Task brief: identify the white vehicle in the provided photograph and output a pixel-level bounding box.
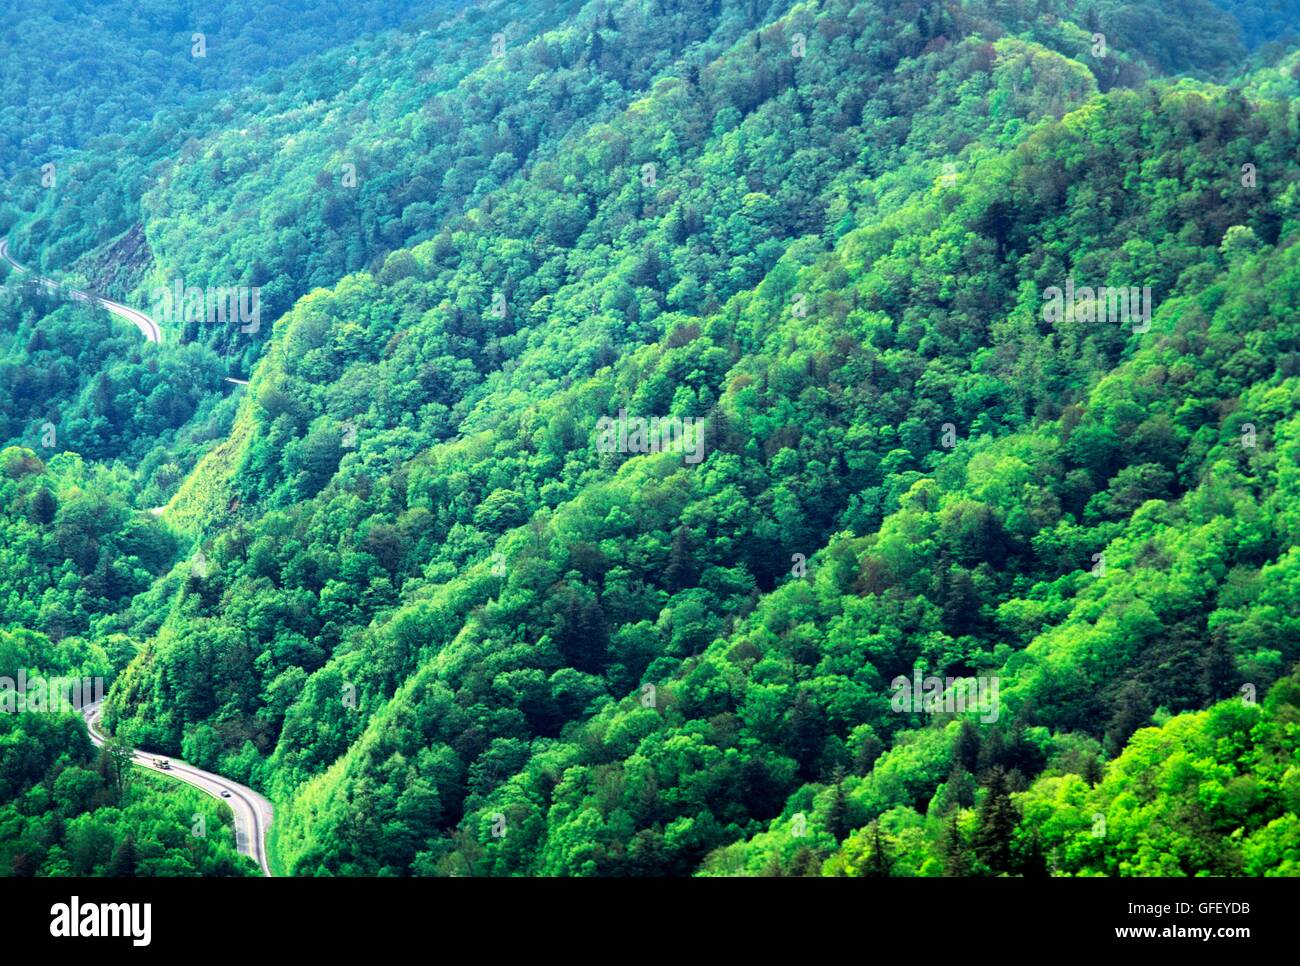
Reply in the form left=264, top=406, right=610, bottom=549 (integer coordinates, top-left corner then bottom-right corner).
left=153, top=758, right=171, bottom=770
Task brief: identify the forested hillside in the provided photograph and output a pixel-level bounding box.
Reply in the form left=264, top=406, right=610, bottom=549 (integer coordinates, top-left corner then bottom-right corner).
left=2, top=0, right=1298, bottom=878
left=1211, top=0, right=1300, bottom=47
left=0, top=0, right=454, bottom=178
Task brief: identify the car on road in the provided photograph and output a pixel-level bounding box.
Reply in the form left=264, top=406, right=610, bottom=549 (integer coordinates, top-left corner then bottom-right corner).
left=221, top=790, right=232, bottom=798
left=153, top=758, right=171, bottom=769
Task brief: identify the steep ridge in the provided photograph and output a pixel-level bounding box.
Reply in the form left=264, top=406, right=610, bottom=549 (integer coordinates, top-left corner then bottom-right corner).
left=99, top=5, right=1300, bottom=874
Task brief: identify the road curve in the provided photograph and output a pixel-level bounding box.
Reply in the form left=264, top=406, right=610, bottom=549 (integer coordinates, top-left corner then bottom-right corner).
left=82, top=700, right=273, bottom=876
left=2, top=236, right=252, bottom=385
left=1, top=236, right=162, bottom=343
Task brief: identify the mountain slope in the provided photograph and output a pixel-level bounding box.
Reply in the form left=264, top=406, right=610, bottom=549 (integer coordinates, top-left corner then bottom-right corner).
left=3, top=0, right=1299, bottom=878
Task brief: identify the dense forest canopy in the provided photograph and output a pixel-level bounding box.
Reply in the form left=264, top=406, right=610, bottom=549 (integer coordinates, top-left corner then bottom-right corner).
left=0, top=0, right=462, bottom=178
left=1, top=0, right=1298, bottom=879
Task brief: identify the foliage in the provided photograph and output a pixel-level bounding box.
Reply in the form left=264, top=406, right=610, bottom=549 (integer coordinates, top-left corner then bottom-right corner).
left=2, top=0, right=1298, bottom=878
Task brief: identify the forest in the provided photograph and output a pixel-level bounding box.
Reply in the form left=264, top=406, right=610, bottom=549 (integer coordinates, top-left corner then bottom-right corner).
left=0, top=0, right=1298, bottom=878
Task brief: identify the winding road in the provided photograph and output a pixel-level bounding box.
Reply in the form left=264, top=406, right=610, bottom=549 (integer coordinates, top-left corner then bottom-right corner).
left=1, top=235, right=256, bottom=385
left=11, top=234, right=271, bottom=871
left=1, top=237, right=161, bottom=343
left=82, top=701, right=274, bottom=877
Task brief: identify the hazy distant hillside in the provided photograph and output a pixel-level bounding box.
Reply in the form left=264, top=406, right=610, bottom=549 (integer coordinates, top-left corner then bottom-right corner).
left=0, top=0, right=461, bottom=178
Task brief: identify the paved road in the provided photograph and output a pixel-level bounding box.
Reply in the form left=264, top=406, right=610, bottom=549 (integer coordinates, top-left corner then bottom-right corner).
left=2, top=237, right=162, bottom=343
left=1, top=236, right=254, bottom=386
left=82, top=701, right=274, bottom=876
